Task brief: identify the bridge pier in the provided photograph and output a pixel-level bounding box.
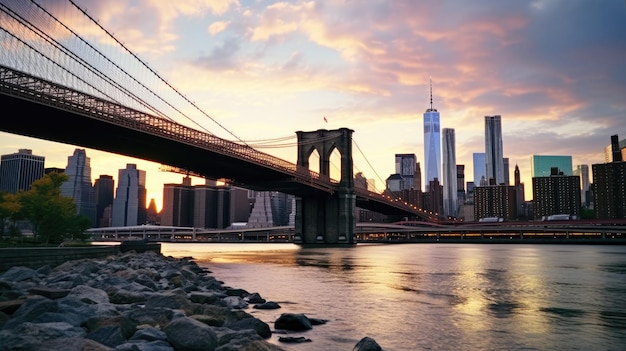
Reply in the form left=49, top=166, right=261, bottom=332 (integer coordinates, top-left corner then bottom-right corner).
left=294, top=128, right=356, bottom=245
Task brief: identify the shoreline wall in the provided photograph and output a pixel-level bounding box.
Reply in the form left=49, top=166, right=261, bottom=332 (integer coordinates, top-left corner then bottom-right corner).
left=0, top=243, right=160, bottom=272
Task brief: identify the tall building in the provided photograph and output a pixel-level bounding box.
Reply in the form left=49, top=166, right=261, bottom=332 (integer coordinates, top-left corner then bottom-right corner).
left=485, top=115, right=504, bottom=185
left=604, top=137, right=626, bottom=163
left=503, top=157, right=510, bottom=185
left=94, top=175, right=114, bottom=227
left=423, top=79, right=441, bottom=190
left=248, top=191, right=274, bottom=228
left=0, top=149, right=45, bottom=194
left=60, top=149, right=96, bottom=226
left=514, top=164, right=525, bottom=217
left=424, top=178, right=443, bottom=216
left=442, top=128, right=458, bottom=217
left=472, top=152, right=486, bottom=186
left=395, top=154, right=420, bottom=190
left=192, top=181, right=250, bottom=229
left=574, top=165, right=590, bottom=207
left=532, top=167, right=581, bottom=220
left=111, top=163, right=147, bottom=227
left=593, top=135, right=626, bottom=219
left=456, top=165, right=466, bottom=205
left=161, top=176, right=194, bottom=227
left=531, top=155, right=573, bottom=177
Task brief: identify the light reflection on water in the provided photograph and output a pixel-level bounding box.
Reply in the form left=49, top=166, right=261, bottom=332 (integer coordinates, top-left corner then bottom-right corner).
left=161, top=243, right=626, bottom=351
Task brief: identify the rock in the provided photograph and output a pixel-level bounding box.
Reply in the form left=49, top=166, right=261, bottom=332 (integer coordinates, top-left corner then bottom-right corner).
left=0, top=251, right=349, bottom=351
left=0, top=266, right=41, bottom=282
left=278, top=336, right=312, bottom=343
left=309, top=317, right=328, bottom=325
left=223, top=295, right=248, bottom=309
left=227, top=317, right=272, bottom=339
left=163, top=316, right=218, bottom=351
left=225, top=287, right=249, bottom=297
left=353, top=336, right=383, bottom=351
left=274, top=313, right=312, bottom=331
left=67, top=285, right=110, bottom=304
left=245, top=292, right=266, bottom=304
left=0, top=299, right=26, bottom=314
left=38, top=337, right=113, bottom=351
left=28, top=286, right=71, bottom=299
left=253, top=301, right=281, bottom=310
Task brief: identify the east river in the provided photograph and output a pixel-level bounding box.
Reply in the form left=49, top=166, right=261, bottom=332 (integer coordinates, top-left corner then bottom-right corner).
left=160, top=242, right=626, bottom=351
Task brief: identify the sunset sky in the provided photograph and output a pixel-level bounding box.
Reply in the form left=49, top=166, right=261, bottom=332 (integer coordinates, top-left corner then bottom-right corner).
left=1, top=0, right=625, bottom=212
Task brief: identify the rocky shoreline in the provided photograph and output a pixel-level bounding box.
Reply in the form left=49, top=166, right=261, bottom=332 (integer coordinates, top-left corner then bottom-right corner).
left=0, top=250, right=384, bottom=350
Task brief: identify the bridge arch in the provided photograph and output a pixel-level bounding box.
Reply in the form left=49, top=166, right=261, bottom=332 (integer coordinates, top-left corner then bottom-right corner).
left=296, top=128, right=354, bottom=189
left=295, top=128, right=356, bottom=245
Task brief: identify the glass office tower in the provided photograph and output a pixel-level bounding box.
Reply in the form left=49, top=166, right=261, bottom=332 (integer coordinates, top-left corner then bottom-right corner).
left=442, top=128, right=458, bottom=217
left=423, top=81, right=441, bottom=190
left=111, top=163, right=147, bottom=226
left=60, top=148, right=97, bottom=226
left=473, top=152, right=486, bottom=186
left=485, top=115, right=504, bottom=185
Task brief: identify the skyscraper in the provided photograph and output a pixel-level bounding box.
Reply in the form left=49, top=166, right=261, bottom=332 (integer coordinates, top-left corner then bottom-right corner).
left=423, top=79, right=441, bottom=190
left=94, top=175, right=114, bottom=227
left=0, top=149, right=45, bottom=194
left=161, top=176, right=195, bottom=227
left=472, top=152, right=486, bottom=186
left=395, top=153, right=420, bottom=190
left=60, top=149, right=97, bottom=226
left=503, top=157, right=510, bottom=185
left=574, top=165, right=590, bottom=207
left=111, top=163, right=147, bottom=227
left=485, top=115, right=504, bottom=185
left=603, top=136, right=626, bottom=163
left=514, top=164, right=525, bottom=217
left=442, top=128, right=458, bottom=217
left=456, top=165, right=466, bottom=205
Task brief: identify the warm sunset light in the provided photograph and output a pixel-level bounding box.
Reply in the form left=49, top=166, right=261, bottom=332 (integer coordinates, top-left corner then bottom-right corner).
left=1, top=1, right=624, bottom=214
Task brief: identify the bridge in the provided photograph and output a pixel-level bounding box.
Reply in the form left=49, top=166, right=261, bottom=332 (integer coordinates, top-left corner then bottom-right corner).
left=0, top=0, right=436, bottom=245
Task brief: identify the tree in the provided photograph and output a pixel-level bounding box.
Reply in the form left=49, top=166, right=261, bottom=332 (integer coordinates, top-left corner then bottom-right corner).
left=0, top=192, right=23, bottom=239
left=18, top=172, right=90, bottom=245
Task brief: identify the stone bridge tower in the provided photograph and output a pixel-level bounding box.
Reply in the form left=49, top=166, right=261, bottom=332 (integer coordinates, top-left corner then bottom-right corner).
left=294, top=128, right=356, bottom=245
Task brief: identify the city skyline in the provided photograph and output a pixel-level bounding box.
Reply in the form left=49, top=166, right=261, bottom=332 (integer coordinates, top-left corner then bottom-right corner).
left=1, top=0, right=625, bottom=211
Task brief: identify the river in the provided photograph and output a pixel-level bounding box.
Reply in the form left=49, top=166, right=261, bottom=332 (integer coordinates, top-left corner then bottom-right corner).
left=160, top=242, right=626, bottom=351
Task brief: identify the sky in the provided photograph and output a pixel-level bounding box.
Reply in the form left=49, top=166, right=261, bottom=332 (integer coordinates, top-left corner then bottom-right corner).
left=1, top=0, right=626, bottom=212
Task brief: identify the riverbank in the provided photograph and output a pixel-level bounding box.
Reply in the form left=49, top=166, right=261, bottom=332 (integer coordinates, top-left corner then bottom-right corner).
left=0, top=250, right=383, bottom=351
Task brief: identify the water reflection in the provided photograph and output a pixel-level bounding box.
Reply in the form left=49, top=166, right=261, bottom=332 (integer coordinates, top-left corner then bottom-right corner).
left=159, top=243, right=626, bottom=351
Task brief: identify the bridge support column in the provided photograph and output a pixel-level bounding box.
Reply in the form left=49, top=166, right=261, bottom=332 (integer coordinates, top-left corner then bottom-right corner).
left=294, top=128, right=356, bottom=245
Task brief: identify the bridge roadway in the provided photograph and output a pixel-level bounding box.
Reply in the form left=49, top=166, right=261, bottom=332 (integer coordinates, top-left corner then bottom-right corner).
left=88, top=221, right=626, bottom=244
left=0, top=64, right=428, bottom=219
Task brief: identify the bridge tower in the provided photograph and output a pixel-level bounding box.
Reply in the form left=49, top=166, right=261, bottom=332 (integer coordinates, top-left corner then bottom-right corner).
left=294, top=128, right=356, bottom=245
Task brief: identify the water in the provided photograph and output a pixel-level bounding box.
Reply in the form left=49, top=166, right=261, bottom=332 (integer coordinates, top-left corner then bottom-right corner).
left=161, top=243, right=626, bottom=351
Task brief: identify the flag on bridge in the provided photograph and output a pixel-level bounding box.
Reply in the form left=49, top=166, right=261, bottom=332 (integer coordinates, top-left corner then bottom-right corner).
left=323, top=116, right=327, bottom=123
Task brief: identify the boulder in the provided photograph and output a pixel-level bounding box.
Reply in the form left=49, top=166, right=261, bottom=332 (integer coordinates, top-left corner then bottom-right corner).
left=353, top=336, right=383, bottom=351
left=274, top=313, right=312, bottom=331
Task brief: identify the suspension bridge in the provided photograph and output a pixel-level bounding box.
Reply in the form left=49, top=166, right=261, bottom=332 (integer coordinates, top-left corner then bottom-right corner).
left=0, top=0, right=438, bottom=245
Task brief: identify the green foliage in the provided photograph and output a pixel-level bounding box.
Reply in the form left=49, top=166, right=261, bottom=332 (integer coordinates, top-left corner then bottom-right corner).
left=0, top=191, right=23, bottom=238
left=9, top=172, right=91, bottom=245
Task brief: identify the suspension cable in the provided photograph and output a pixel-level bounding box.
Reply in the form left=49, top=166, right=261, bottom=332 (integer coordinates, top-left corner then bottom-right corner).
left=66, top=0, right=246, bottom=144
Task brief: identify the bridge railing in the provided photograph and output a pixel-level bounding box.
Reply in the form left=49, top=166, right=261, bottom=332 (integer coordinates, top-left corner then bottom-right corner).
left=0, top=64, right=335, bottom=190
